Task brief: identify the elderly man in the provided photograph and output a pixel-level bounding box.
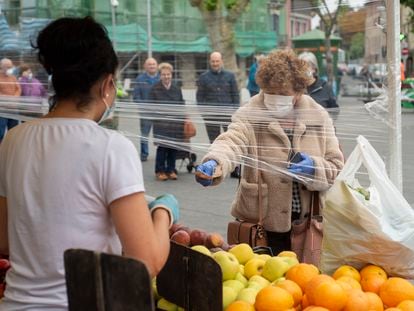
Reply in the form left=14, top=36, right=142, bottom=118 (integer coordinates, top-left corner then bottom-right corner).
left=0, top=58, right=21, bottom=141
left=196, top=52, right=240, bottom=177
left=133, top=57, right=160, bottom=162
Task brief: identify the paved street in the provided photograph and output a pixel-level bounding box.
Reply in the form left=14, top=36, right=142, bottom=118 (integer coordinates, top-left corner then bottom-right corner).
left=119, top=77, right=414, bottom=238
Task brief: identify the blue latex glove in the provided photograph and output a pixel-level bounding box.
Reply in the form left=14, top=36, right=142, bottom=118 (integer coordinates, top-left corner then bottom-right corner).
left=148, top=194, right=179, bottom=227
left=288, top=152, right=315, bottom=176
left=195, top=160, right=218, bottom=187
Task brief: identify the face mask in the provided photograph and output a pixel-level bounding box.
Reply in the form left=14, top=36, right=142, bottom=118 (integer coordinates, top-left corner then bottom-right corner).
left=263, top=93, right=294, bottom=117
left=28, top=73, right=33, bottom=80
left=97, top=79, right=117, bottom=124
left=6, top=68, right=14, bottom=76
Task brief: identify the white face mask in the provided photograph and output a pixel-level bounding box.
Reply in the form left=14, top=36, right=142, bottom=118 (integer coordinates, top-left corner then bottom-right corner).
left=97, top=79, right=117, bottom=124
left=6, top=68, right=14, bottom=76
left=263, top=93, right=294, bottom=117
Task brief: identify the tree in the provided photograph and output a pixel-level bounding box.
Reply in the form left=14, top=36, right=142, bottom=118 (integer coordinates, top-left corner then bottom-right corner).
left=310, top=0, right=346, bottom=86
left=349, top=32, right=364, bottom=60
left=401, top=0, right=414, bottom=31
left=189, top=0, right=250, bottom=86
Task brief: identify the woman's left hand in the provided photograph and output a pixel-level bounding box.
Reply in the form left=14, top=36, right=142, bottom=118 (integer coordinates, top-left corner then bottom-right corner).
left=288, top=152, right=315, bottom=176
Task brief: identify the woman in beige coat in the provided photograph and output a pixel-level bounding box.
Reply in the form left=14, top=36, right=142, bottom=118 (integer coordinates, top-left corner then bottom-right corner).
left=195, top=49, right=344, bottom=254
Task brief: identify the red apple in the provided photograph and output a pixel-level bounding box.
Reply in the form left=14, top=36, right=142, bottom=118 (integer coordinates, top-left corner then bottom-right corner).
left=205, top=232, right=224, bottom=249
left=169, top=223, right=185, bottom=237
left=170, top=230, right=191, bottom=246
left=179, top=226, right=192, bottom=235
left=190, top=229, right=208, bottom=246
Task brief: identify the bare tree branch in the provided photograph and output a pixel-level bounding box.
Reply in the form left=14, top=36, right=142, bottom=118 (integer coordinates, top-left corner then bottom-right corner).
left=226, top=0, right=250, bottom=24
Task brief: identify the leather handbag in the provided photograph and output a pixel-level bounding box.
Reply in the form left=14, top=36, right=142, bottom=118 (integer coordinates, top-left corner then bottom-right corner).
left=227, top=126, right=268, bottom=248
left=290, top=192, right=323, bottom=266
left=183, top=118, right=196, bottom=139
left=227, top=171, right=267, bottom=247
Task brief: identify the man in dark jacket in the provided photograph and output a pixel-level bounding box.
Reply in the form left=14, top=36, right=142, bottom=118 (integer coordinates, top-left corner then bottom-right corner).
left=133, top=57, right=160, bottom=161
left=196, top=52, right=240, bottom=143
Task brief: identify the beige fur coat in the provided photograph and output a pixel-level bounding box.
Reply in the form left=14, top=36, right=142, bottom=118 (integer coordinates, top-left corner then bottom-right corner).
left=203, top=92, right=344, bottom=232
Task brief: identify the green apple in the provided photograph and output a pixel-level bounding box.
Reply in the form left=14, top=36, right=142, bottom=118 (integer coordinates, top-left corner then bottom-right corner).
left=223, top=279, right=245, bottom=294
left=212, top=251, right=239, bottom=281
left=247, top=281, right=263, bottom=291
left=228, top=243, right=255, bottom=264
left=279, top=256, right=299, bottom=269
left=277, top=250, right=298, bottom=258
left=237, top=287, right=259, bottom=305
left=234, top=272, right=248, bottom=286
left=257, top=254, right=272, bottom=262
left=244, top=258, right=266, bottom=279
left=261, top=256, right=290, bottom=282
left=152, top=277, right=160, bottom=300
left=157, top=298, right=178, bottom=311
left=271, top=277, right=286, bottom=285
left=191, top=245, right=211, bottom=257
left=249, top=275, right=270, bottom=289
left=222, top=285, right=237, bottom=309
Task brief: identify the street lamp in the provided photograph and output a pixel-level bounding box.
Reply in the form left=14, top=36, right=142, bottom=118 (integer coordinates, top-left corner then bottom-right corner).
left=110, top=0, right=118, bottom=51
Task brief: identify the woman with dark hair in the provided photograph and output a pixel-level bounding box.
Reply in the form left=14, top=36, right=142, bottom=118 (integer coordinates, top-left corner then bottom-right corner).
left=195, top=49, right=344, bottom=254
left=0, top=17, right=179, bottom=310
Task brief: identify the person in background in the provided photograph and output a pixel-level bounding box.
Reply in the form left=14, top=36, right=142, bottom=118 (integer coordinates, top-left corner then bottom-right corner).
left=133, top=57, right=160, bottom=162
left=247, top=54, right=265, bottom=97
left=149, top=63, right=184, bottom=181
left=401, top=59, right=406, bottom=82
left=298, top=52, right=339, bottom=119
left=0, top=17, right=179, bottom=310
left=194, top=49, right=344, bottom=255
left=0, top=58, right=21, bottom=142
left=196, top=51, right=240, bottom=178
left=18, top=64, right=47, bottom=97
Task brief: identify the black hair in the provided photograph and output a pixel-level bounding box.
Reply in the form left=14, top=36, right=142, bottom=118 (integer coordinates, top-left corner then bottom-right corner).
left=32, top=16, right=118, bottom=110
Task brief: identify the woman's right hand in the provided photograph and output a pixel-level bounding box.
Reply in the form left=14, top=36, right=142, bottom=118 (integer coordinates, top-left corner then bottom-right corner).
left=195, top=160, right=218, bottom=187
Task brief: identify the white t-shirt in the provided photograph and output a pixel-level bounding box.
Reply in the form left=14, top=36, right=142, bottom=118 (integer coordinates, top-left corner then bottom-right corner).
left=0, top=118, right=145, bottom=310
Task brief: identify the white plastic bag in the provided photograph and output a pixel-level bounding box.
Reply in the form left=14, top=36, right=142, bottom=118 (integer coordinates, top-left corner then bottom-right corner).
left=320, top=135, right=414, bottom=278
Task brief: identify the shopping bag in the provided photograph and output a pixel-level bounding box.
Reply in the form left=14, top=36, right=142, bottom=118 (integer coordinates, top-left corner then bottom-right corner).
left=320, top=135, right=414, bottom=278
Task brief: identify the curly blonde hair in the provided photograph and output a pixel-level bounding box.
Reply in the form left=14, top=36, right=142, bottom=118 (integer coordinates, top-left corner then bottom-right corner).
left=256, top=49, right=313, bottom=94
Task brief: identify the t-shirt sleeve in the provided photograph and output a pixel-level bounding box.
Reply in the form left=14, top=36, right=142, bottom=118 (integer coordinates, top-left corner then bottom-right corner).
left=103, top=134, right=145, bottom=205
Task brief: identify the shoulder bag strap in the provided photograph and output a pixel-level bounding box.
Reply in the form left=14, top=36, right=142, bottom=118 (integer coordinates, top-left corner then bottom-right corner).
left=307, top=191, right=320, bottom=227
left=255, top=124, right=263, bottom=226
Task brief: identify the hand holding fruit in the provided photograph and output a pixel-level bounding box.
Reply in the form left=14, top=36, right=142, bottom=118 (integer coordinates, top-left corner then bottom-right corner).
left=148, top=194, right=180, bottom=228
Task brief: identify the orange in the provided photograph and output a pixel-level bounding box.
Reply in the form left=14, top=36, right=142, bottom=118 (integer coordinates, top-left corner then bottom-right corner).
left=333, top=265, right=361, bottom=282
left=361, top=275, right=387, bottom=294
left=365, top=292, right=384, bottom=311
left=343, top=289, right=370, bottom=311
left=311, top=280, right=348, bottom=311
left=254, top=285, right=294, bottom=311
left=384, top=309, right=402, bottom=311
left=225, top=300, right=255, bottom=311
left=303, top=307, right=330, bottom=311
left=379, top=277, right=414, bottom=307
left=397, top=300, right=414, bottom=311
left=285, top=263, right=319, bottom=291
left=305, top=274, right=335, bottom=305
left=274, top=279, right=303, bottom=307
left=336, top=276, right=362, bottom=291
left=302, top=294, right=310, bottom=309
left=360, top=265, right=388, bottom=280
